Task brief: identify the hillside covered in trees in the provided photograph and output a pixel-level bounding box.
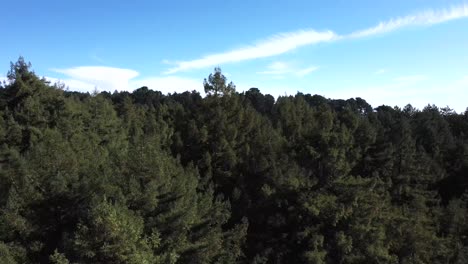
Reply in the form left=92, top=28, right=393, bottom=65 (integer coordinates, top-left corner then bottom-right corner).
left=1, top=58, right=468, bottom=263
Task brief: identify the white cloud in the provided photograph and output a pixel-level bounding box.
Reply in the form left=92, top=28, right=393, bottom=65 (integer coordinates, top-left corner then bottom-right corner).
left=296, top=66, right=319, bottom=77
left=45, top=77, right=96, bottom=92
left=165, top=30, right=337, bottom=74
left=13, top=4, right=466, bottom=108
left=0, top=74, right=97, bottom=92
left=51, top=66, right=202, bottom=94
left=257, top=61, right=318, bottom=77
left=53, top=66, right=139, bottom=92
left=0, top=75, right=6, bottom=85
left=268, top=61, right=289, bottom=71
left=162, top=4, right=468, bottom=74
left=349, top=4, right=468, bottom=38
left=257, top=61, right=291, bottom=75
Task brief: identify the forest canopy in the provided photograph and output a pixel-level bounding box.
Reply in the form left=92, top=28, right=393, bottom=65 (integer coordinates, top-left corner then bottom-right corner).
left=1, top=58, right=468, bottom=263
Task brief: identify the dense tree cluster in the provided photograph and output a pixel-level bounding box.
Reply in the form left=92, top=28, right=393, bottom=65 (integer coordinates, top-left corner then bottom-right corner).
left=1, top=58, right=468, bottom=263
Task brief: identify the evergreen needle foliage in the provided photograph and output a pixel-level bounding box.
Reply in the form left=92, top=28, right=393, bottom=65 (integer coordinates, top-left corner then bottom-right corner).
left=1, top=58, right=467, bottom=263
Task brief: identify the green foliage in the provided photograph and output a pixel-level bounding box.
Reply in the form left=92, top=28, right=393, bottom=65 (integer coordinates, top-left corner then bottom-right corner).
left=204, top=67, right=236, bottom=97
left=73, top=200, right=154, bottom=263
left=49, top=249, right=70, bottom=264
left=0, top=61, right=467, bottom=263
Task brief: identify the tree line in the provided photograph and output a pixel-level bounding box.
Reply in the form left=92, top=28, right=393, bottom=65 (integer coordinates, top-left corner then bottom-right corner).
left=1, top=58, right=468, bottom=263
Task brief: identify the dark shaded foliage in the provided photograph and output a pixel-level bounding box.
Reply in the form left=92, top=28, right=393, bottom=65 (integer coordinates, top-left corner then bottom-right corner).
left=1, top=60, right=467, bottom=263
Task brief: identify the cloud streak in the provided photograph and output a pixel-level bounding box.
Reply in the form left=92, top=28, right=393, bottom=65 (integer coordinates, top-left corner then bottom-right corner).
left=257, top=61, right=318, bottom=77
left=163, top=4, right=468, bottom=74
left=296, top=66, right=319, bottom=77
left=165, top=30, right=337, bottom=74
left=257, top=61, right=290, bottom=75
left=42, top=4, right=468, bottom=102
left=348, top=4, right=468, bottom=38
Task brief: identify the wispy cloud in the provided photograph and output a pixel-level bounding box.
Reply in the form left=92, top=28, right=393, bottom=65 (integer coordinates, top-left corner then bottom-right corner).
left=257, top=61, right=291, bottom=75
left=296, top=66, right=319, bottom=77
left=164, top=30, right=337, bottom=74
left=34, top=4, right=468, bottom=106
left=348, top=4, right=468, bottom=38
left=257, top=61, right=318, bottom=77
left=162, top=4, right=468, bottom=74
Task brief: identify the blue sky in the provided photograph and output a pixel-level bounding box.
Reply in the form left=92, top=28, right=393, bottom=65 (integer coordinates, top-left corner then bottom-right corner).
left=1, top=0, right=467, bottom=111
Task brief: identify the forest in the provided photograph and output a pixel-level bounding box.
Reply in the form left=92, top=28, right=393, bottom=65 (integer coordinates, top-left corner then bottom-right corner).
left=0, top=57, right=468, bottom=264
